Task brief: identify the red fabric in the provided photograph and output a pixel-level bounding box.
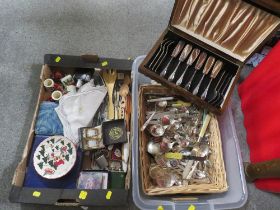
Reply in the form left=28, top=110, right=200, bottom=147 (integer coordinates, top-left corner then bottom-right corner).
left=238, top=41, right=280, bottom=192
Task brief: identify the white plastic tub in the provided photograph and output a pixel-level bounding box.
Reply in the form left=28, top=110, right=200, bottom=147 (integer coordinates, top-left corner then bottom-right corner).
left=131, top=56, right=247, bottom=210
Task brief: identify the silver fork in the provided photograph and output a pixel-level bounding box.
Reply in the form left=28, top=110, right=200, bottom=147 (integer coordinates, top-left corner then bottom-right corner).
left=149, top=39, right=172, bottom=71
left=212, top=74, right=234, bottom=107
left=207, top=71, right=226, bottom=104
left=153, top=41, right=175, bottom=73
left=160, top=40, right=185, bottom=77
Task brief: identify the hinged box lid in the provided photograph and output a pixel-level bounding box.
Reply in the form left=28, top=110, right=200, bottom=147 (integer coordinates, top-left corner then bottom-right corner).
left=247, top=0, right=280, bottom=16
left=169, top=0, right=280, bottom=62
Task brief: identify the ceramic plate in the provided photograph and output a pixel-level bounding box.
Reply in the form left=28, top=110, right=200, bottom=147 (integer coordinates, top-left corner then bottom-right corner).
left=33, top=136, right=77, bottom=179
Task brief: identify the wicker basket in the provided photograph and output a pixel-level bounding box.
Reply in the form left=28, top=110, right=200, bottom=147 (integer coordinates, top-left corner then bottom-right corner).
left=139, top=85, right=228, bottom=195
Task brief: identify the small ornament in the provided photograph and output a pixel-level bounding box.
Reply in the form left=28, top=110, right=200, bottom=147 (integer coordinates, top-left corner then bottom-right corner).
left=149, top=124, right=165, bottom=137
left=53, top=70, right=64, bottom=81
left=111, top=145, right=122, bottom=161
left=161, top=115, right=170, bottom=125
left=61, top=75, right=75, bottom=87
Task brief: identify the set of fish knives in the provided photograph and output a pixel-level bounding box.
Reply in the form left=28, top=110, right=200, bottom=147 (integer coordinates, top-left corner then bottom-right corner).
left=147, top=39, right=234, bottom=107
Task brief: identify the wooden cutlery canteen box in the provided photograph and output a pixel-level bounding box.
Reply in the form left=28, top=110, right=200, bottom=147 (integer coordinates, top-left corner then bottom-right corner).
left=139, top=0, right=280, bottom=114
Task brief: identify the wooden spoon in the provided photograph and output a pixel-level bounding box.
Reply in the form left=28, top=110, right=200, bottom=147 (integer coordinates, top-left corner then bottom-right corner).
left=119, top=84, right=129, bottom=119
left=102, top=69, right=117, bottom=119
left=123, top=74, right=131, bottom=86
left=125, top=94, right=132, bottom=131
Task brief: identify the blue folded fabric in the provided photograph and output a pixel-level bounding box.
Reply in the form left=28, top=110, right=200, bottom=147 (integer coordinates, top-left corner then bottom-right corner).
left=35, top=102, right=63, bottom=136
left=23, top=135, right=81, bottom=189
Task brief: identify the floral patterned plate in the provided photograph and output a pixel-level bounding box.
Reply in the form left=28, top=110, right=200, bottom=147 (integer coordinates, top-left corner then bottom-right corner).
left=33, top=136, right=77, bottom=179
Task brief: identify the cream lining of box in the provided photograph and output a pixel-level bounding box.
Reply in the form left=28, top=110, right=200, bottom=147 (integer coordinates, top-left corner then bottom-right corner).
left=171, top=0, right=280, bottom=62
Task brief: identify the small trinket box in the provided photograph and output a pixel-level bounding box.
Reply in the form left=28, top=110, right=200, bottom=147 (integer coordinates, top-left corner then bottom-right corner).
left=80, top=126, right=104, bottom=150
left=77, top=171, right=108, bottom=190
left=92, top=149, right=109, bottom=170
left=61, top=74, right=75, bottom=87
left=102, top=119, right=127, bottom=145
left=109, top=171, right=126, bottom=189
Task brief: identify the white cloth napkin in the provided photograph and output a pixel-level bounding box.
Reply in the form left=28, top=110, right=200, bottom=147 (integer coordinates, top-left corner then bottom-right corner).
left=55, top=81, right=107, bottom=144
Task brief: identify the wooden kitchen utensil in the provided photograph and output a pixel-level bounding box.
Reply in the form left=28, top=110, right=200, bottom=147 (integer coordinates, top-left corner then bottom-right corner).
left=119, top=84, right=130, bottom=119
left=123, top=74, right=131, bottom=86
left=118, top=74, right=131, bottom=119
left=102, top=69, right=117, bottom=119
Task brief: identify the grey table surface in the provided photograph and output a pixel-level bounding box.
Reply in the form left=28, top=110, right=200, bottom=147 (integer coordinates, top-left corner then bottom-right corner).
left=1, top=0, right=280, bottom=209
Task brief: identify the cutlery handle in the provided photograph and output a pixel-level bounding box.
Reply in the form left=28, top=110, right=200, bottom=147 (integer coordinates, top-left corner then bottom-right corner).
left=123, top=74, right=132, bottom=86
left=186, top=48, right=200, bottom=66
left=160, top=57, right=173, bottom=77
left=107, top=89, right=114, bottom=119
left=192, top=74, right=205, bottom=95
left=141, top=111, right=156, bottom=131
left=114, top=90, right=119, bottom=119
left=118, top=97, right=126, bottom=119
left=201, top=78, right=212, bottom=100
left=186, top=161, right=199, bottom=180
left=176, top=65, right=189, bottom=85
left=203, top=56, right=215, bottom=74
left=245, top=159, right=280, bottom=182
left=199, top=114, right=211, bottom=138
left=211, top=60, right=223, bottom=78
left=171, top=40, right=185, bottom=57
left=179, top=44, right=193, bottom=61
left=195, top=52, right=207, bottom=70
left=168, top=61, right=181, bottom=81
left=185, top=72, right=196, bottom=90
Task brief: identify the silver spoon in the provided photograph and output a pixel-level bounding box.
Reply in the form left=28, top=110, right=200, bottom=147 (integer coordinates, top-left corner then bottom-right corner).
left=149, top=124, right=165, bottom=137
left=156, top=100, right=168, bottom=108
left=147, top=141, right=161, bottom=155
left=193, top=170, right=208, bottom=179
left=193, top=144, right=210, bottom=157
